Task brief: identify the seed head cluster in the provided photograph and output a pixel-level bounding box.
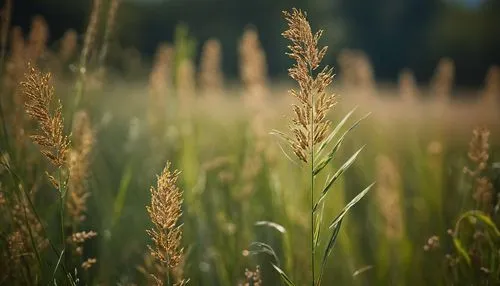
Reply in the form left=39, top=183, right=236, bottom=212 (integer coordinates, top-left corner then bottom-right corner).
left=147, top=162, right=186, bottom=285
left=20, top=64, right=70, bottom=172
left=280, top=8, right=337, bottom=162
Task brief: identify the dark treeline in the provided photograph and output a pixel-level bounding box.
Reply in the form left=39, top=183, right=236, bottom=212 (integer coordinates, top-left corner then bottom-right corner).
left=11, top=0, right=500, bottom=87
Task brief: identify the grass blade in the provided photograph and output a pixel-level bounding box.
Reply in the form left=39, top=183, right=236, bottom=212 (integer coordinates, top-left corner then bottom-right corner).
left=271, top=263, right=296, bottom=286
left=313, top=146, right=366, bottom=212
left=248, top=241, right=280, bottom=265
left=317, top=218, right=343, bottom=286
left=111, top=162, right=133, bottom=227
left=453, top=237, right=471, bottom=266
left=255, top=221, right=287, bottom=234
left=328, top=183, right=375, bottom=229
left=316, top=106, right=358, bottom=157
left=314, top=113, right=370, bottom=176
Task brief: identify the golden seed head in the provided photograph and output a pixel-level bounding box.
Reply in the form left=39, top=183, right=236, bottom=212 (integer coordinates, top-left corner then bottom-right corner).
left=20, top=64, right=71, bottom=170
left=280, top=8, right=337, bottom=163
left=147, top=162, right=187, bottom=285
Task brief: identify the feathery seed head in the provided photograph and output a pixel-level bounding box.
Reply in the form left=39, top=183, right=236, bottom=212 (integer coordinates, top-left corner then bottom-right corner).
left=147, top=162, right=186, bottom=285
left=280, top=8, right=337, bottom=163
left=21, top=64, right=70, bottom=170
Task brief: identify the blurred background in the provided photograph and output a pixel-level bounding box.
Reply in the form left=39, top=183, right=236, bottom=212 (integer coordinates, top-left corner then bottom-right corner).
left=13, top=0, right=500, bottom=86
left=1, top=0, right=500, bottom=285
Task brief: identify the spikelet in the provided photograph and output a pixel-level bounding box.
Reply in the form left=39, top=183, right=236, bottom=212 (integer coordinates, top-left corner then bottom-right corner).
left=147, top=162, right=187, bottom=285
left=279, top=8, right=337, bottom=163
left=482, top=65, right=499, bottom=105
left=464, top=127, right=494, bottom=213
left=398, top=68, right=418, bottom=102
left=239, top=27, right=268, bottom=108
left=26, top=15, right=49, bottom=63
left=20, top=64, right=70, bottom=186
left=199, top=38, right=224, bottom=97
left=67, top=111, right=94, bottom=223
left=431, top=57, right=454, bottom=101
left=375, top=155, right=404, bottom=240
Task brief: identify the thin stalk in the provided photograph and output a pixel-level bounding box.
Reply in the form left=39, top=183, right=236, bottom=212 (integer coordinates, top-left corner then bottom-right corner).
left=57, top=169, right=66, bottom=271
left=4, top=163, right=71, bottom=280
left=310, top=67, right=315, bottom=286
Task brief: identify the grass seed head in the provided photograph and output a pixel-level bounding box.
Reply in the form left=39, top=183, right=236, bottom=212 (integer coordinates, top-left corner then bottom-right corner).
left=147, top=162, right=187, bottom=285
left=281, top=8, right=337, bottom=163
left=20, top=64, right=71, bottom=171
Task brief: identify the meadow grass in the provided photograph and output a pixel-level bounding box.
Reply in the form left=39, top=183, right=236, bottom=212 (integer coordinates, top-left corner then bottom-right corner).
left=0, top=4, right=499, bottom=286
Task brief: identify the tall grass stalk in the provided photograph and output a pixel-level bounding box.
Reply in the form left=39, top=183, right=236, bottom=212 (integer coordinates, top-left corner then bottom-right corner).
left=260, top=8, right=373, bottom=285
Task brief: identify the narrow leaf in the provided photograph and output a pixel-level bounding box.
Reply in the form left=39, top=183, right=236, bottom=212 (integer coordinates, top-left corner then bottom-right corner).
left=317, top=219, right=343, bottom=285
left=314, top=147, right=366, bottom=212
left=271, top=263, right=296, bottom=286
left=316, top=107, right=358, bottom=156
left=255, top=221, right=287, bottom=234
left=329, top=183, right=375, bottom=229
left=469, top=211, right=500, bottom=237
left=314, top=113, right=370, bottom=176
left=453, top=237, right=471, bottom=266
left=352, top=265, right=374, bottom=277
left=314, top=203, right=325, bottom=248
left=248, top=242, right=280, bottom=265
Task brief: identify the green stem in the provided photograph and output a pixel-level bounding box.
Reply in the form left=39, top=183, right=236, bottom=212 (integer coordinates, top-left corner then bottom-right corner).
left=310, top=67, right=315, bottom=286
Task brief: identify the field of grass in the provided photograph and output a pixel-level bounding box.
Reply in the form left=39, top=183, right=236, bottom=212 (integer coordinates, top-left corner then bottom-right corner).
left=1, top=3, right=500, bottom=286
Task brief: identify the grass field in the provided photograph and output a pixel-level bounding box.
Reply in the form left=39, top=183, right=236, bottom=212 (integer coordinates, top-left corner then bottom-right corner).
left=1, top=4, right=499, bottom=286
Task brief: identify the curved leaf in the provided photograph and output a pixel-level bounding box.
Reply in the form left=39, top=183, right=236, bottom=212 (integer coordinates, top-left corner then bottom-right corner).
left=329, top=183, right=375, bottom=229
left=271, top=263, right=296, bottom=286
left=314, top=147, right=366, bottom=212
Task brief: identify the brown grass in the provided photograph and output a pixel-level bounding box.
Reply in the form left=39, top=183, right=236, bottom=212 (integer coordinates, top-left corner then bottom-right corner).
left=147, top=162, right=187, bottom=286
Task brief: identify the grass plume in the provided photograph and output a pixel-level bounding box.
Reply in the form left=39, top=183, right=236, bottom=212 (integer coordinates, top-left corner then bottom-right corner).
left=147, top=162, right=187, bottom=286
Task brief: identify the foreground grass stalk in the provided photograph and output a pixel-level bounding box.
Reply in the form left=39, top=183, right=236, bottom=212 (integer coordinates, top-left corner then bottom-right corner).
left=267, top=8, right=372, bottom=285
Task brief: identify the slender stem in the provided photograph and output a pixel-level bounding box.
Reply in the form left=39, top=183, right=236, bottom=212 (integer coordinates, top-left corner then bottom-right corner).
left=57, top=169, right=66, bottom=272
left=310, top=68, right=315, bottom=286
